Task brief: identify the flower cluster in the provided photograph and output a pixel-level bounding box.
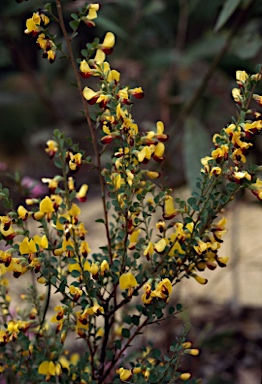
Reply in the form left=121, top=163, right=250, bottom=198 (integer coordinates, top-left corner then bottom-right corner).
left=0, top=2, right=261, bottom=383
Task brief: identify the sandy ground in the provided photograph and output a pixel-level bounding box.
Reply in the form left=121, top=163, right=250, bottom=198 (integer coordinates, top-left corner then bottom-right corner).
left=80, top=190, right=262, bottom=309
left=5, top=189, right=262, bottom=311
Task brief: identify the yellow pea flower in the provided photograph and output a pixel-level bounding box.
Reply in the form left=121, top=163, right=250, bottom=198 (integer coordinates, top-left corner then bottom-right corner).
left=180, top=373, right=192, bottom=380
left=154, top=238, right=167, bottom=254
left=38, top=360, right=61, bottom=378
left=39, top=196, right=55, bottom=214
left=151, top=278, right=172, bottom=301
left=100, top=32, right=115, bottom=54
left=17, top=205, right=29, bottom=220
left=119, top=272, right=138, bottom=290
left=128, top=229, right=140, bottom=250
left=19, top=237, right=37, bottom=255
left=143, top=241, right=154, bottom=259
left=192, top=274, right=208, bottom=285
left=236, top=70, right=248, bottom=84
left=76, top=184, right=88, bottom=202
left=163, top=196, right=177, bottom=220
left=118, top=367, right=132, bottom=381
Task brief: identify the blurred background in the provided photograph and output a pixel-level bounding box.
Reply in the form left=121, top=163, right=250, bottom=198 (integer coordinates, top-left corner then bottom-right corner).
left=0, top=0, right=262, bottom=383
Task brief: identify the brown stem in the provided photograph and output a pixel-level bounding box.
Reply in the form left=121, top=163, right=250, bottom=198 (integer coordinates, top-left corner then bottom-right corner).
left=101, top=317, right=149, bottom=383
left=55, top=0, right=112, bottom=260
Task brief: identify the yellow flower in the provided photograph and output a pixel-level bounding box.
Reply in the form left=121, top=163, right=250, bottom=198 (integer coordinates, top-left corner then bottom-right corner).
left=113, top=174, right=124, bottom=190
left=128, top=229, right=140, bottom=250
left=85, top=262, right=99, bottom=278
left=33, top=234, right=49, bottom=250
left=236, top=70, right=248, bottom=84
left=163, top=196, right=177, bottom=220
left=152, top=142, right=165, bottom=161
left=151, top=278, right=172, bottom=301
left=24, top=12, right=41, bottom=35
left=142, top=283, right=153, bottom=304
left=233, top=170, right=252, bottom=182
left=192, top=274, right=208, bottom=285
left=100, top=32, right=115, bottom=54
left=129, top=87, right=144, bottom=99
left=155, top=120, right=168, bottom=141
left=76, top=184, right=88, bottom=202
left=118, top=367, right=132, bottom=381
left=19, top=237, right=37, bottom=255
left=232, top=88, right=242, bottom=104
left=69, top=285, right=83, bottom=301
left=83, top=87, right=100, bottom=104
left=146, top=171, right=160, bottom=179
left=184, top=348, right=200, bottom=356
left=39, top=196, right=55, bottom=214
left=68, top=203, right=81, bottom=217
left=154, top=238, right=167, bottom=253
left=137, top=146, right=153, bottom=163
left=180, top=373, right=192, bottom=380
left=17, top=205, right=29, bottom=220
left=119, top=272, right=138, bottom=290
left=101, top=260, right=109, bottom=275
left=143, top=241, right=154, bottom=259
left=38, top=360, right=62, bottom=378
left=45, top=140, right=58, bottom=158
left=94, top=49, right=106, bottom=63
left=253, top=94, right=262, bottom=107
left=80, top=241, right=91, bottom=257
left=194, top=239, right=208, bottom=255
left=69, top=152, right=82, bottom=172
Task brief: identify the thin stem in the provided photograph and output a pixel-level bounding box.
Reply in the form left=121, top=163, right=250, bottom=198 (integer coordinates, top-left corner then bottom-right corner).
left=101, top=317, right=149, bottom=383
left=55, top=0, right=112, bottom=261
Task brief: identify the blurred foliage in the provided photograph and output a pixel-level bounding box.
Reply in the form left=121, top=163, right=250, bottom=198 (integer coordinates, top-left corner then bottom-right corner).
left=0, top=0, right=261, bottom=186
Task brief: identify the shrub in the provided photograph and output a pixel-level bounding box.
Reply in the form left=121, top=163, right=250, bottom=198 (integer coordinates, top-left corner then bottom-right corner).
left=0, top=1, right=261, bottom=383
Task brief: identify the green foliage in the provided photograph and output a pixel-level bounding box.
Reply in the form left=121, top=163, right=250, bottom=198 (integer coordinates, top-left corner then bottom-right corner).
left=0, top=1, right=261, bottom=384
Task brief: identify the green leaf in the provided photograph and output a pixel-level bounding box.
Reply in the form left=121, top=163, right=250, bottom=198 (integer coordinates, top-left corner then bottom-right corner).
left=184, top=118, right=211, bottom=192
left=70, top=270, right=80, bottom=278
left=144, top=0, right=166, bottom=16
left=71, top=13, right=79, bottom=21
left=95, top=16, right=128, bottom=40
left=95, top=218, right=105, bottom=224
left=122, top=328, right=130, bottom=338
left=131, top=315, right=140, bottom=326
left=69, top=20, right=80, bottom=31
left=81, top=49, right=88, bottom=57
left=214, top=0, right=241, bottom=32
left=114, top=339, right=122, bottom=350
left=168, top=306, right=175, bottom=315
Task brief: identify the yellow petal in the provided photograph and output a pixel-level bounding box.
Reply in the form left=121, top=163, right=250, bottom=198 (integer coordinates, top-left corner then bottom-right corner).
left=38, top=361, right=49, bottom=375
left=40, top=196, right=54, bottom=213
left=102, top=32, right=115, bottom=48
left=83, top=87, right=98, bottom=101
left=119, top=272, right=138, bottom=290
left=94, top=49, right=105, bottom=63
left=154, top=238, right=167, bottom=253
left=156, top=121, right=164, bottom=135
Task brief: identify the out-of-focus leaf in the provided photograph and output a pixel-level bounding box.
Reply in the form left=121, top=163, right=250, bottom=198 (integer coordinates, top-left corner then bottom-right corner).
left=0, top=1, right=33, bottom=16
left=182, top=33, right=226, bottom=65
left=232, top=32, right=262, bottom=59
left=96, top=16, right=128, bottom=40
left=214, top=0, right=241, bottom=32
left=188, top=0, right=203, bottom=14
left=145, top=49, right=179, bottom=68
left=144, top=0, right=166, bottom=16
left=184, top=118, right=211, bottom=192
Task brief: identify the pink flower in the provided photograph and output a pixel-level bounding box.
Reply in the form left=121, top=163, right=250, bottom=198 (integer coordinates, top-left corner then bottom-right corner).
left=21, top=177, right=46, bottom=198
